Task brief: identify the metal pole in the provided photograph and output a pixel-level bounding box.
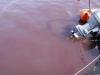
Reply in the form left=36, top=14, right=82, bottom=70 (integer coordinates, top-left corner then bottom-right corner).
left=89, top=0, right=91, bottom=12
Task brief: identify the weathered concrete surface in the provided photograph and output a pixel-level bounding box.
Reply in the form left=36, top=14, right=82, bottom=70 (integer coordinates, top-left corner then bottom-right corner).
left=0, top=0, right=99, bottom=75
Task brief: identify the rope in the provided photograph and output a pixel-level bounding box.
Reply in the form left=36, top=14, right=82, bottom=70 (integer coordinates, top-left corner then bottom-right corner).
left=74, top=54, right=100, bottom=75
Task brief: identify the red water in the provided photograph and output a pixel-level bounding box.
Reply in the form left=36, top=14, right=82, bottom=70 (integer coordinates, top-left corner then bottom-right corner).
left=0, top=0, right=99, bottom=75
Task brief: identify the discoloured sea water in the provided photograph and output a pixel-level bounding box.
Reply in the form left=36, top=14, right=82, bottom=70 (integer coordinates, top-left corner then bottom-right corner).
left=0, top=0, right=99, bottom=75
